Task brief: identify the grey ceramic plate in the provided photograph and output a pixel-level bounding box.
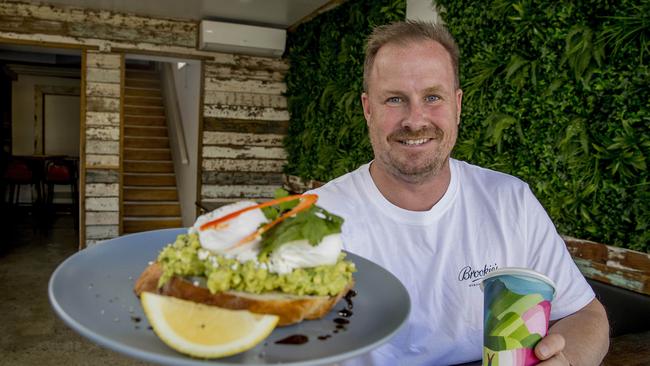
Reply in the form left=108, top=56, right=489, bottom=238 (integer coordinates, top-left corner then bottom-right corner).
left=49, top=228, right=410, bottom=366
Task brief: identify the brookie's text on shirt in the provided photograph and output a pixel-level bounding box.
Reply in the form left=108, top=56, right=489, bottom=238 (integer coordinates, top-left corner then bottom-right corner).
left=458, top=263, right=499, bottom=283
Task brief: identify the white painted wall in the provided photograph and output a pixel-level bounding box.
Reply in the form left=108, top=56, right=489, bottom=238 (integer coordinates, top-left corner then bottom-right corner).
left=170, top=61, right=200, bottom=226
left=406, top=0, right=443, bottom=24
left=44, top=94, right=80, bottom=156
left=11, top=74, right=80, bottom=156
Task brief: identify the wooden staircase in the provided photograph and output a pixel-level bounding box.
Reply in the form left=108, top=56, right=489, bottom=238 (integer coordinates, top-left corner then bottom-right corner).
left=122, top=66, right=182, bottom=233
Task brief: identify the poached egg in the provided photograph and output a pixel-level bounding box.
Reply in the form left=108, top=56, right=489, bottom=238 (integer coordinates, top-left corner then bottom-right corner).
left=189, top=200, right=342, bottom=274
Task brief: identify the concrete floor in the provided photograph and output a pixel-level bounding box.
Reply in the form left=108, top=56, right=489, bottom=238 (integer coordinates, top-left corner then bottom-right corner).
left=0, top=209, right=152, bottom=366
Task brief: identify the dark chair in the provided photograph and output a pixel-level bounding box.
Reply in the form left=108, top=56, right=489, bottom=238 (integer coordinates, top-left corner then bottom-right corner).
left=43, top=158, right=78, bottom=229
left=588, top=279, right=650, bottom=337
left=2, top=157, right=42, bottom=208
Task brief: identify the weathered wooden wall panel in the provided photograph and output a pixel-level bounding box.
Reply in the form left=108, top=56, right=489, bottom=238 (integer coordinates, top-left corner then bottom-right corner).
left=86, top=169, right=119, bottom=183
left=209, top=54, right=289, bottom=72
left=85, top=111, right=120, bottom=126
left=86, top=140, right=119, bottom=154
left=204, top=65, right=285, bottom=82
left=86, top=82, right=120, bottom=98
left=202, top=185, right=279, bottom=199
left=204, top=104, right=289, bottom=121
left=203, top=146, right=286, bottom=159
left=1, top=1, right=296, bottom=234
left=84, top=176, right=120, bottom=246
left=88, top=98, right=119, bottom=115
left=202, top=171, right=284, bottom=185
left=86, top=54, right=121, bottom=68
left=84, top=51, right=121, bottom=246
left=203, top=118, right=289, bottom=135
left=86, top=126, right=119, bottom=140
left=564, top=236, right=650, bottom=296
left=204, top=91, right=287, bottom=108
left=85, top=196, right=118, bottom=211
left=86, top=183, right=119, bottom=196
left=202, top=158, right=286, bottom=173
left=203, top=78, right=286, bottom=94
left=86, top=68, right=120, bottom=84
left=85, top=211, right=119, bottom=226
left=203, top=131, right=284, bottom=146
left=84, top=52, right=120, bottom=170
left=0, top=2, right=196, bottom=48
left=201, top=59, right=290, bottom=207
left=86, top=225, right=119, bottom=241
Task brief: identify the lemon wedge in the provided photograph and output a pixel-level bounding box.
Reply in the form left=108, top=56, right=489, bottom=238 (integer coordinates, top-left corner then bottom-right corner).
left=140, top=292, right=279, bottom=358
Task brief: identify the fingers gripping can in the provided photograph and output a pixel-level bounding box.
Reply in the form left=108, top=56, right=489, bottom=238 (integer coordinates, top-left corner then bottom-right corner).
left=480, top=268, right=556, bottom=366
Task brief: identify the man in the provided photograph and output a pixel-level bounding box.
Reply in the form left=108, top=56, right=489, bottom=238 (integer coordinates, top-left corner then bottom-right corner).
left=309, top=21, right=609, bottom=365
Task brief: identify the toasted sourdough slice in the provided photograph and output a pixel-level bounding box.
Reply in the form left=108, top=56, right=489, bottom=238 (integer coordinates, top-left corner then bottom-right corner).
left=134, top=262, right=354, bottom=326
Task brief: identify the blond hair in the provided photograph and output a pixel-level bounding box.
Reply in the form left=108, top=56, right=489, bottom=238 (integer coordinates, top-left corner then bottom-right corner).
left=363, top=20, right=460, bottom=91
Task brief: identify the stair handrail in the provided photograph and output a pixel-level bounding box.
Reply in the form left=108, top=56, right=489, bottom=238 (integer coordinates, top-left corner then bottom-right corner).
left=160, top=63, right=189, bottom=165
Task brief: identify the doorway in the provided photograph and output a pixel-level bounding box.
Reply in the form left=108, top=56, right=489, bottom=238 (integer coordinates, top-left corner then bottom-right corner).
left=0, top=43, right=81, bottom=234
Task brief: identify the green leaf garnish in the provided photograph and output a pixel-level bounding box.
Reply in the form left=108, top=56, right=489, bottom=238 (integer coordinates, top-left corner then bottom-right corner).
left=258, top=205, right=343, bottom=261
left=261, top=188, right=298, bottom=220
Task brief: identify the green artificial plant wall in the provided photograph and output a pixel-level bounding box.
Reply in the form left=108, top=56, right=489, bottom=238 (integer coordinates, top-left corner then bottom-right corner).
left=284, top=0, right=405, bottom=180
left=436, top=0, right=649, bottom=251
left=284, top=0, right=649, bottom=252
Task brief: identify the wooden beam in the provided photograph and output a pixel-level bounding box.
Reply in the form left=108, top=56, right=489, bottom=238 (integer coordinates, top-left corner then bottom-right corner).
left=564, top=236, right=650, bottom=296
left=79, top=49, right=87, bottom=249
left=0, top=35, right=97, bottom=50
left=119, top=53, right=125, bottom=235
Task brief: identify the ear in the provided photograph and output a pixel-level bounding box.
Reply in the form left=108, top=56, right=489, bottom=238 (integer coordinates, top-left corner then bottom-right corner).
left=455, top=89, right=463, bottom=125
left=361, top=92, right=371, bottom=125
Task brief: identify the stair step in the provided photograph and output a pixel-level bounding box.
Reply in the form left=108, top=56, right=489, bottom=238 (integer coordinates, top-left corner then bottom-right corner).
left=123, top=173, right=176, bottom=186
left=125, top=70, right=159, bottom=80
left=124, top=160, right=174, bottom=173
left=124, top=96, right=162, bottom=106
left=125, top=126, right=168, bottom=138
left=125, top=88, right=161, bottom=98
left=124, top=203, right=181, bottom=217
left=124, top=115, right=166, bottom=126
left=123, top=218, right=183, bottom=233
left=122, top=67, right=180, bottom=235
left=125, top=78, right=160, bottom=89
left=124, top=148, right=171, bottom=161
left=124, top=105, right=165, bottom=116
left=124, top=188, right=178, bottom=201
left=124, top=137, right=169, bottom=149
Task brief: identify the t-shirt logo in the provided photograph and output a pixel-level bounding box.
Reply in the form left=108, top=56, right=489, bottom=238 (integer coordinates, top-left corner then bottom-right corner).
left=458, top=263, right=499, bottom=287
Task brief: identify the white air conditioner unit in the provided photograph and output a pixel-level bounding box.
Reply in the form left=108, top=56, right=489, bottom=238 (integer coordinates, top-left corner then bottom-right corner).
left=199, top=20, right=286, bottom=58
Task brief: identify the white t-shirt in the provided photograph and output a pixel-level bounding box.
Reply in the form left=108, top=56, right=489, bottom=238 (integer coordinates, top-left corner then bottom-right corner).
left=309, top=159, right=595, bottom=366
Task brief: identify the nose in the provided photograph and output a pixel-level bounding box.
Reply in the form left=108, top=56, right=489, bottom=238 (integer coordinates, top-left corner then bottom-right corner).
left=401, top=99, right=428, bottom=131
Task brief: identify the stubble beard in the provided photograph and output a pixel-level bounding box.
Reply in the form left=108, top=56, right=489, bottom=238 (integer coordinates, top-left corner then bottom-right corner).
left=373, top=125, right=456, bottom=185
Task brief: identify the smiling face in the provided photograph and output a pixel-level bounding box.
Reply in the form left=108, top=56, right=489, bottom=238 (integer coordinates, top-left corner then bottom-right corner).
left=362, top=40, right=463, bottom=184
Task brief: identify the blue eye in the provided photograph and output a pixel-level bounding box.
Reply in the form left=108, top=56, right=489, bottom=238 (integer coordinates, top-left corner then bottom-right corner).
left=425, top=95, right=440, bottom=103
left=386, top=97, right=402, bottom=104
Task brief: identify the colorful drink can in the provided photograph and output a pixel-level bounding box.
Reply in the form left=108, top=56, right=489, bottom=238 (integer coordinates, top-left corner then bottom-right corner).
left=480, top=268, right=556, bottom=366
